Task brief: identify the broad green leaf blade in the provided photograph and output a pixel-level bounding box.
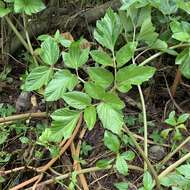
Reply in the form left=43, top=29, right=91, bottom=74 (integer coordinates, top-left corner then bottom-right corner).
left=94, top=8, right=122, bottom=51
left=151, top=39, right=168, bottom=51
left=39, top=108, right=80, bottom=143
left=116, top=154, right=128, bottom=176
left=120, top=0, right=137, bottom=10
left=102, top=92, right=125, bottom=110
left=143, top=171, right=154, bottom=190
left=176, top=164, right=190, bottom=178
left=90, top=50, right=113, bottom=66
left=84, top=82, right=106, bottom=100
left=62, top=91, right=91, bottom=109
left=40, top=37, right=60, bottom=65
left=0, top=7, right=11, bottom=17
left=54, top=30, right=71, bottom=48
left=96, top=159, right=114, bottom=168
left=24, top=66, right=53, bottom=91
left=97, top=103, right=124, bottom=134
left=170, top=21, right=190, bottom=42
left=84, top=106, right=96, bottom=130
left=121, top=151, right=135, bottom=161
left=165, top=111, right=177, bottom=126
left=51, top=108, right=80, bottom=122
left=62, top=41, right=89, bottom=69
left=116, top=42, right=137, bottom=67
left=178, top=1, right=190, bottom=14
left=138, top=17, right=158, bottom=46
left=116, top=64, right=156, bottom=93
left=45, top=70, right=78, bottom=101
left=14, top=0, right=45, bottom=15
left=114, top=182, right=128, bottom=190
left=104, top=131, right=120, bottom=153
left=177, top=113, right=189, bottom=124
left=88, top=67, right=114, bottom=88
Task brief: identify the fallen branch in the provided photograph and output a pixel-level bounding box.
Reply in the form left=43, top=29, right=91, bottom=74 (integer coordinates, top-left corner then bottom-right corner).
left=0, top=112, right=47, bottom=123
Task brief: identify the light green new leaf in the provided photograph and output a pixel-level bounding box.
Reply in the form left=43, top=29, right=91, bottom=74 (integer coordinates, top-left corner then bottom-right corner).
left=114, top=182, right=129, bottom=190
left=143, top=171, right=154, bottom=190
left=40, top=37, right=60, bottom=65
left=116, top=154, right=128, bottom=176
left=116, top=64, right=156, bottom=93
left=84, top=82, right=106, bottom=100
left=54, top=30, right=71, bottom=48
left=161, top=128, right=173, bottom=139
left=88, top=67, right=114, bottom=88
left=96, top=159, right=114, bottom=168
left=94, top=8, right=122, bottom=51
left=176, top=164, right=190, bottom=178
left=97, top=103, right=124, bottom=134
left=62, top=41, right=89, bottom=69
left=0, top=7, right=11, bottom=17
left=24, top=66, right=53, bottom=91
left=102, top=92, right=125, bottom=110
left=45, top=70, right=78, bottom=101
left=177, top=113, right=189, bottom=124
left=84, top=106, right=96, bottom=130
left=14, top=0, right=45, bottom=15
left=120, top=0, right=138, bottom=10
left=121, top=151, right=135, bottom=161
left=165, top=111, right=177, bottom=126
left=138, top=17, right=158, bottom=45
left=116, top=42, right=137, bottom=67
left=104, top=131, right=120, bottom=153
left=62, top=91, right=91, bottom=109
left=170, top=21, right=190, bottom=42
left=39, top=108, right=80, bottom=143
left=90, top=50, right=113, bottom=66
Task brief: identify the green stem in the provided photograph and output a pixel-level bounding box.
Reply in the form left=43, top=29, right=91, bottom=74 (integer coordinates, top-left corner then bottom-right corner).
left=22, top=14, right=38, bottom=65
left=5, top=16, right=29, bottom=52
left=123, top=126, right=161, bottom=190
left=137, top=85, right=148, bottom=170
left=112, top=50, right=117, bottom=89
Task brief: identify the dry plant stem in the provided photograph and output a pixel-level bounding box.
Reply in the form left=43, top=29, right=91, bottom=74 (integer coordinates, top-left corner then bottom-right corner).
left=124, top=126, right=161, bottom=190
left=0, top=166, right=38, bottom=175
left=10, top=114, right=82, bottom=190
left=26, top=165, right=143, bottom=190
left=22, top=14, right=37, bottom=65
left=38, top=113, right=83, bottom=173
left=161, top=135, right=190, bottom=165
left=158, top=152, right=190, bottom=179
left=71, top=142, right=89, bottom=190
left=10, top=175, right=42, bottom=190
left=5, top=16, right=29, bottom=52
left=0, top=112, right=47, bottom=123
left=171, top=68, right=181, bottom=97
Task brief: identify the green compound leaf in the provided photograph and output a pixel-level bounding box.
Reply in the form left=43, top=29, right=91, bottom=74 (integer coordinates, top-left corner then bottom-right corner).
left=45, top=70, right=78, bottom=101
left=62, top=40, right=89, bottom=69
left=116, top=42, right=137, bottom=67
left=116, top=154, right=128, bottom=176
left=90, top=50, right=113, bottom=66
left=104, top=131, right=120, bottom=153
left=94, top=8, right=122, bottom=51
left=170, top=20, right=190, bottom=42
left=88, top=67, right=114, bottom=89
left=24, top=66, right=53, bottom=91
left=40, top=37, right=60, bottom=65
left=116, top=64, right=156, bottom=93
left=14, top=0, right=45, bottom=15
left=84, top=106, right=96, bottom=130
left=39, top=108, right=80, bottom=143
left=62, top=91, right=91, bottom=109
left=97, top=103, right=124, bottom=135
left=84, top=82, right=106, bottom=100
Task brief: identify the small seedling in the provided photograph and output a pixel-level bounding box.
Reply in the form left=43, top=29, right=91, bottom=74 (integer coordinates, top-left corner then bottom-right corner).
left=161, top=111, right=189, bottom=141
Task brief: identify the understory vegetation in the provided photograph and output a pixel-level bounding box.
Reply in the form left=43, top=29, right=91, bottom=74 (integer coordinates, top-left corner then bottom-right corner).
left=1, top=0, right=190, bottom=189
